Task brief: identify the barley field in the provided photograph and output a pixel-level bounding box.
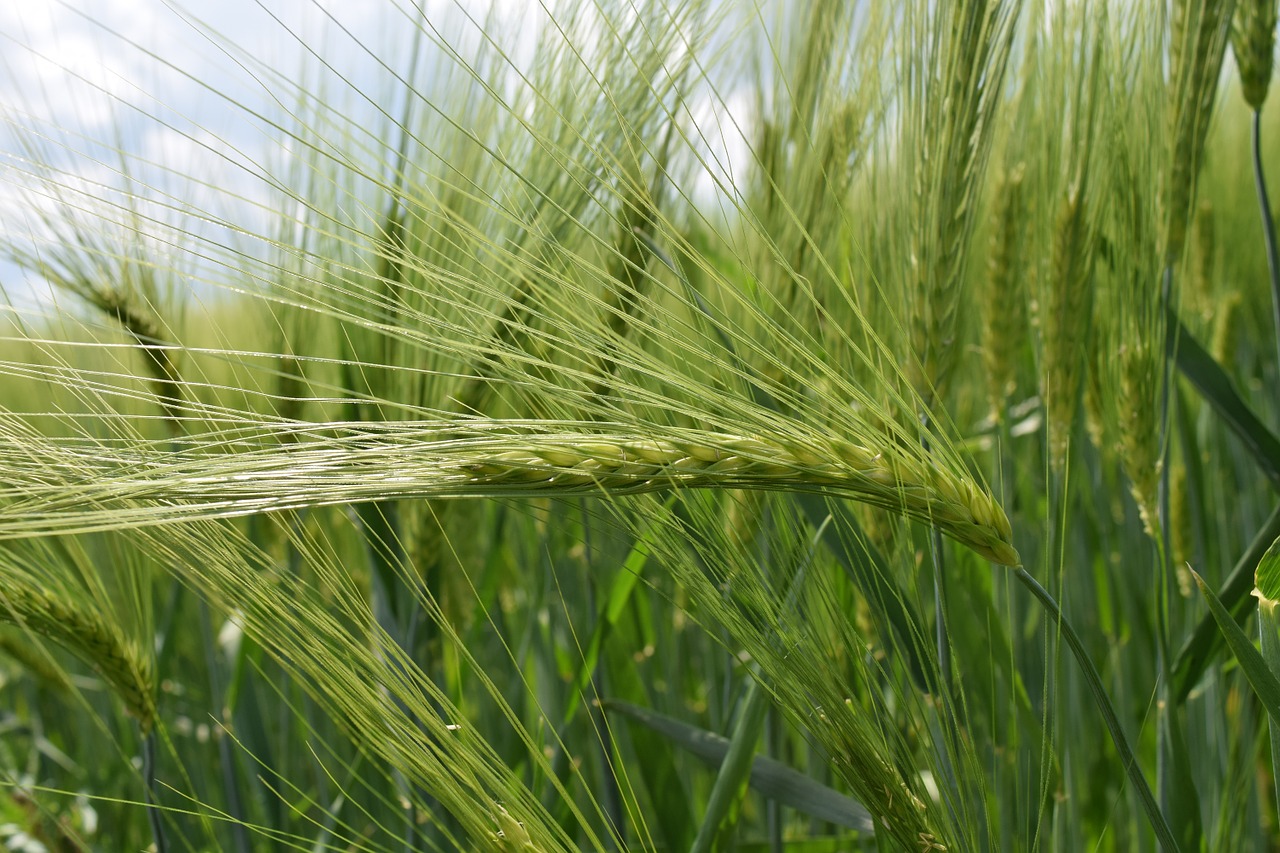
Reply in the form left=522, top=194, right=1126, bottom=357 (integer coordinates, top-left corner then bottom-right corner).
left=1, top=1, right=1279, bottom=850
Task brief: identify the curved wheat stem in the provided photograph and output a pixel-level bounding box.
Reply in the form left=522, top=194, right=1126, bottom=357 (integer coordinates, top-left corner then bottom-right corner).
left=0, top=420, right=1018, bottom=566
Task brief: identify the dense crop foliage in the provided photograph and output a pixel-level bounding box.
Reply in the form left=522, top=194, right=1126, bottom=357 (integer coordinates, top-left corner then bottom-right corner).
left=2, top=1, right=1280, bottom=850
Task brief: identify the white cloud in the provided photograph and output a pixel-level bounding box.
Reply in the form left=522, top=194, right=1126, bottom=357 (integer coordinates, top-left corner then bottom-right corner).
left=2, top=0, right=748, bottom=306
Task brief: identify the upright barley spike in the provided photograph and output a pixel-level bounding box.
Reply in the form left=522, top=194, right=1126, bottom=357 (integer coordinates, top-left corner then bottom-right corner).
left=982, top=165, right=1027, bottom=422
left=1164, top=0, right=1235, bottom=264
left=907, top=0, right=1018, bottom=403
left=1211, top=289, right=1244, bottom=364
left=1042, top=187, right=1095, bottom=473
left=1118, top=340, right=1163, bottom=539
left=1231, top=0, right=1280, bottom=380
left=1191, top=200, right=1217, bottom=317
left=1231, top=0, right=1278, bottom=110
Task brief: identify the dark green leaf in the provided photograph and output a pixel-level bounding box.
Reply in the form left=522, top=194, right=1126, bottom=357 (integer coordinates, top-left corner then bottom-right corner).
left=1171, top=504, right=1280, bottom=702
left=1189, top=568, right=1280, bottom=723
left=1170, top=312, right=1280, bottom=491
left=604, top=700, right=875, bottom=833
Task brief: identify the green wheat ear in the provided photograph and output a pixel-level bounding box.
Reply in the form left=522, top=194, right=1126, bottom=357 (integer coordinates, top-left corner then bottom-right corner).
left=493, top=805, right=543, bottom=852
left=1231, top=0, right=1278, bottom=110
left=1163, top=0, right=1234, bottom=264
left=0, top=421, right=1019, bottom=566
left=0, top=579, right=155, bottom=732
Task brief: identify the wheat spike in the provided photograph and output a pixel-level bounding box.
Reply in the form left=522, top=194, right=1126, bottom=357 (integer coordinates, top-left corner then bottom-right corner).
left=1041, top=187, right=1096, bottom=473
left=1231, top=0, right=1278, bottom=109
left=982, top=165, right=1027, bottom=422
left=1117, top=342, right=1162, bottom=539
left=1164, top=0, right=1235, bottom=263
left=1210, top=289, right=1244, bottom=363
left=0, top=422, right=1019, bottom=566
left=0, top=580, right=155, bottom=732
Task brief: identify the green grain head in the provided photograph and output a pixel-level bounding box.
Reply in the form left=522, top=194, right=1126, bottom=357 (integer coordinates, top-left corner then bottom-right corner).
left=1164, top=0, right=1235, bottom=264
left=1041, top=186, right=1096, bottom=473
left=982, top=165, right=1028, bottom=423
left=1230, top=0, right=1278, bottom=109
left=0, top=579, right=155, bottom=732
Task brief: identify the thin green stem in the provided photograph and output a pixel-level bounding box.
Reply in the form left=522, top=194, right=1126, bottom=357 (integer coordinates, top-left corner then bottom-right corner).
left=1156, top=263, right=1197, bottom=847
left=1251, top=110, right=1280, bottom=374
left=142, top=729, right=168, bottom=853
left=1259, top=605, right=1280, bottom=826
left=689, top=672, right=770, bottom=853
left=1012, top=567, right=1180, bottom=852
left=921, top=425, right=953, bottom=693
left=199, top=596, right=252, bottom=853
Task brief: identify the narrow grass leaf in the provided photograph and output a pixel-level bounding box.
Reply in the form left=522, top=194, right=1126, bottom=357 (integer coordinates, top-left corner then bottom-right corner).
left=603, top=700, right=873, bottom=834
left=1189, top=567, right=1280, bottom=723
left=1255, top=533, right=1280, bottom=602
left=690, top=674, right=770, bottom=853
left=562, top=504, right=666, bottom=726
left=1254, top=532, right=1280, bottom=825
left=1170, top=312, right=1280, bottom=491
left=1172, top=503, right=1280, bottom=701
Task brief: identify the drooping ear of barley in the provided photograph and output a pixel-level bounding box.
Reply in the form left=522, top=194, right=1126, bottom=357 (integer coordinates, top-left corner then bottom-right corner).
left=0, top=421, right=1019, bottom=566
left=1231, top=0, right=1278, bottom=110
left=94, top=289, right=184, bottom=431
left=0, top=2, right=1043, bottom=843
left=0, top=574, right=155, bottom=732
left=982, top=165, right=1027, bottom=422
left=1164, top=0, right=1235, bottom=265
left=2, top=174, right=187, bottom=436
